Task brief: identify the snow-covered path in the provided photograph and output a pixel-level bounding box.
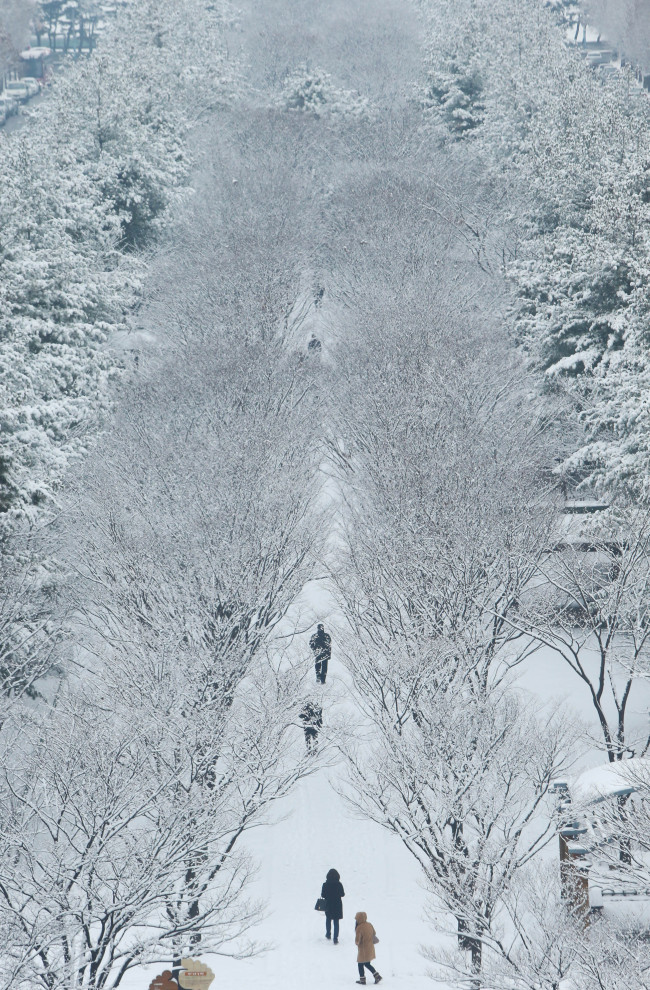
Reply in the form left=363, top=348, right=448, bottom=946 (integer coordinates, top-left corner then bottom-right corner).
left=207, top=748, right=435, bottom=990
left=123, top=4, right=440, bottom=989
left=123, top=666, right=437, bottom=990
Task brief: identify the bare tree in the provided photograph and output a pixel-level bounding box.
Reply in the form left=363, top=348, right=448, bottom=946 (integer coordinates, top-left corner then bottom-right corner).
left=578, top=760, right=650, bottom=891
left=425, top=863, right=584, bottom=990
left=329, top=282, right=560, bottom=692
left=572, top=916, right=650, bottom=990
left=429, top=856, right=650, bottom=990
left=513, top=506, right=650, bottom=763
left=338, top=665, right=572, bottom=980
left=0, top=675, right=310, bottom=990
left=0, top=534, right=66, bottom=707
left=148, top=109, right=324, bottom=352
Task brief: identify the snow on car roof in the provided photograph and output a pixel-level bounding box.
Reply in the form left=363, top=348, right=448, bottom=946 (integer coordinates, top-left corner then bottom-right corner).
left=19, top=48, right=52, bottom=59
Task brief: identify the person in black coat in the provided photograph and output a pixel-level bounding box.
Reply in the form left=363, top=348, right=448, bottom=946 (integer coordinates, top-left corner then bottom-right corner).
left=310, top=623, right=331, bottom=684
left=321, top=867, right=345, bottom=943
left=307, top=333, right=322, bottom=355
left=299, top=701, right=322, bottom=752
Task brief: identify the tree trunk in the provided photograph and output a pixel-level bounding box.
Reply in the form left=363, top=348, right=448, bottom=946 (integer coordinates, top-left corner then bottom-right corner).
left=185, top=844, right=209, bottom=945
left=617, top=794, right=633, bottom=864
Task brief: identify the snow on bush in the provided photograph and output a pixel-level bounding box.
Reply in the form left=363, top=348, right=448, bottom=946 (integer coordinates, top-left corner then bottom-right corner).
left=280, top=64, right=373, bottom=120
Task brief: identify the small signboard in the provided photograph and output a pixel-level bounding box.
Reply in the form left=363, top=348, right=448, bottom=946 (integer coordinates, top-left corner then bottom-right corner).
left=148, top=958, right=215, bottom=990
left=179, top=958, right=215, bottom=990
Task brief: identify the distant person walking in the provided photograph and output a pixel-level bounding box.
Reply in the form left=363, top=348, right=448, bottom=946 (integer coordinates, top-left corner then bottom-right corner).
left=310, top=623, right=331, bottom=684
left=355, top=912, right=381, bottom=984
left=299, top=700, right=322, bottom=753
left=321, top=868, right=345, bottom=943
left=307, top=333, right=322, bottom=356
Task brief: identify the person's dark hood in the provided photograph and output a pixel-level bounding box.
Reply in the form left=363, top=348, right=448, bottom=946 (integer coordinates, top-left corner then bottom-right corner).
left=326, top=868, right=340, bottom=882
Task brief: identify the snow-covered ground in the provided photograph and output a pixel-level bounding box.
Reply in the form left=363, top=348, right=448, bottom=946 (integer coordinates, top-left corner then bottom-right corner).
left=122, top=642, right=440, bottom=990
left=123, top=761, right=436, bottom=990
left=118, top=2, right=650, bottom=988
left=185, top=741, right=435, bottom=990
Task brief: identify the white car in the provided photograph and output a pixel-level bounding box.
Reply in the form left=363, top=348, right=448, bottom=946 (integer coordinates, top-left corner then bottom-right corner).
left=20, top=77, right=41, bottom=98
left=585, top=49, right=614, bottom=66
left=0, top=92, right=18, bottom=118
left=4, top=80, right=30, bottom=103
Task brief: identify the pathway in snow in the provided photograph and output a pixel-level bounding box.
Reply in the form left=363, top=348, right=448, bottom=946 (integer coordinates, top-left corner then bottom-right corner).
left=116, top=0, right=650, bottom=985
left=200, top=735, right=437, bottom=990
left=124, top=665, right=440, bottom=990
left=122, top=5, right=443, bottom=989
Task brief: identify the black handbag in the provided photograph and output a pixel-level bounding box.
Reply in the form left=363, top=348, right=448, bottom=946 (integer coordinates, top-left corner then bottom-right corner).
left=315, top=897, right=326, bottom=912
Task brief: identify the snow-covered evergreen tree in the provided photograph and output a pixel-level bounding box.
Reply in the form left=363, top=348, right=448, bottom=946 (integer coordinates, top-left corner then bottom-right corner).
left=419, top=0, right=650, bottom=499
left=281, top=64, right=373, bottom=119
left=0, top=0, right=239, bottom=535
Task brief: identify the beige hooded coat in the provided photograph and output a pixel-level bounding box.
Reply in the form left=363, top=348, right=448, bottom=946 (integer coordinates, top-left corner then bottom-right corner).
left=354, top=912, right=376, bottom=963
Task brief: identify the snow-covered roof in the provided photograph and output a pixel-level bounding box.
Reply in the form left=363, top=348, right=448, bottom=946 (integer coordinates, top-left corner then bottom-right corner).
left=562, top=498, right=609, bottom=513
left=570, top=759, right=650, bottom=805
left=592, top=892, right=650, bottom=923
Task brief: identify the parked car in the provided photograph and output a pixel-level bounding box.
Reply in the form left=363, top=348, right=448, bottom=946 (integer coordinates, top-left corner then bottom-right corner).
left=20, top=77, right=41, bottom=97
left=4, top=80, right=30, bottom=103
left=586, top=49, right=614, bottom=66
left=0, top=93, right=19, bottom=118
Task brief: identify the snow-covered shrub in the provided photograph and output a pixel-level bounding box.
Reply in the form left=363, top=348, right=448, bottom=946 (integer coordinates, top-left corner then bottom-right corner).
left=421, top=57, right=485, bottom=136
left=281, top=64, right=373, bottom=119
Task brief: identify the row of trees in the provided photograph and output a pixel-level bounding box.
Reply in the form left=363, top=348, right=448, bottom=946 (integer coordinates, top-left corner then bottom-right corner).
left=0, top=49, right=338, bottom=987
left=322, top=98, right=650, bottom=987
left=417, top=0, right=650, bottom=500
left=0, top=322, right=322, bottom=987
left=0, top=14, right=399, bottom=983
left=35, top=1, right=102, bottom=55
left=0, top=0, right=238, bottom=536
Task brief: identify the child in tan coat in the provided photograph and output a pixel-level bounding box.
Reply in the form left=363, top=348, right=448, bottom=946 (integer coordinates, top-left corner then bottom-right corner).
left=354, top=911, right=382, bottom=985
